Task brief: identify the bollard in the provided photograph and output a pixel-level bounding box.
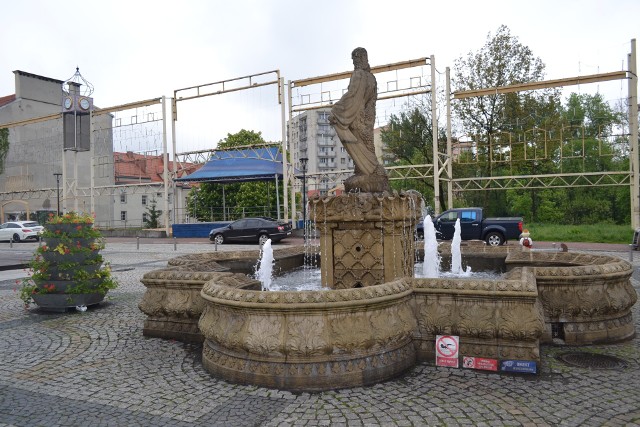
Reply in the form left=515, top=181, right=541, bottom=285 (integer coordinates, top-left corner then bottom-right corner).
left=174, top=237, right=177, bottom=251
left=630, top=244, right=634, bottom=263
left=9, top=239, right=12, bottom=248
left=136, top=237, right=140, bottom=250
left=215, top=241, right=218, bottom=252
left=552, top=242, right=556, bottom=251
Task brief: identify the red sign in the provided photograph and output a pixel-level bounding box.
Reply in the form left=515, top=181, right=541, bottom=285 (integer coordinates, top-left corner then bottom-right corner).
left=462, top=356, right=498, bottom=371
left=435, top=335, right=459, bottom=368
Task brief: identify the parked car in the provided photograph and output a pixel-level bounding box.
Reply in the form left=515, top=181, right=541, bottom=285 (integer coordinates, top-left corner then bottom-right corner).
left=416, top=208, right=523, bottom=246
left=209, top=217, right=292, bottom=245
left=0, top=221, right=44, bottom=242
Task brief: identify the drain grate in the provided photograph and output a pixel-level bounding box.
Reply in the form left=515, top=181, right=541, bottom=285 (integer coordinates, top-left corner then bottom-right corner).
left=557, top=352, right=627, bottom=370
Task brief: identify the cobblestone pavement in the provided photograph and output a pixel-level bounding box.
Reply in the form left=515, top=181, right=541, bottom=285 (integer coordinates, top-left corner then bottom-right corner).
left=1, top=241, right=639, bottom=427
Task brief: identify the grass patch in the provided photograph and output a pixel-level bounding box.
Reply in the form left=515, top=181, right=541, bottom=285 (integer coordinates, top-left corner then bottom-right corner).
left=525, top=223, right=634, bottom=244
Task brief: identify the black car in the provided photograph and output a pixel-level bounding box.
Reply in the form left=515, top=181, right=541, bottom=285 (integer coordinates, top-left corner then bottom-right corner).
left=209, top=217, right=292, bottom=245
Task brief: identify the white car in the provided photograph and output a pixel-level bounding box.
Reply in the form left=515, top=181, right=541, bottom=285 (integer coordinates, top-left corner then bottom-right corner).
left=0, top=221, right=44, bottom=242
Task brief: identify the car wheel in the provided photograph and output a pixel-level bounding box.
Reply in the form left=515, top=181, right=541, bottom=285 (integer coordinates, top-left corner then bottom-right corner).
left=12, top=233, right=21, bottom=243
left=258, top=234, right=270, bottom=246
left=213, top=234, right=224, bottom=245
left=485, top=232, right=504, bottom=246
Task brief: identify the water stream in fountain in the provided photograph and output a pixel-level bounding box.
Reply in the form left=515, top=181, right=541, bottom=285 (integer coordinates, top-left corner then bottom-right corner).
left=422, top=215, right=440, bottom=278
left=451, top=219, right=463, bottom=275
left=255, top=239, right=274, bottom=291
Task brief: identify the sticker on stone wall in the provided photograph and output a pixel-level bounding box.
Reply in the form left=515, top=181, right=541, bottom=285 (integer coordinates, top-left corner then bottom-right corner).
left=462, top=356, right=498, bottom=371
left=500, top=360, right=537, bottom=374
left=435, top=335, right=459, bottom=368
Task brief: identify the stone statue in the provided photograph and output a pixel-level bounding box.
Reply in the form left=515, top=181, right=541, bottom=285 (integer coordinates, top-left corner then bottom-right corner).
left=329, top=47, right=391, bottom=193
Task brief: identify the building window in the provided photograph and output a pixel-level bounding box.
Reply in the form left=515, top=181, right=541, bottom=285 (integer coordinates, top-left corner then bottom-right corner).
left=142, top=195, right=147, bottom=206
left=319, top=158, right=327, bottom=164
left=341, top=158, right=346, bottom=164
left=318, top=124, right=331, bottom=134
left=120, top=193, right=126, bottom=203
left=142, top=213, right=148, bottom=222
left=120, top=211, right=127, bottom=221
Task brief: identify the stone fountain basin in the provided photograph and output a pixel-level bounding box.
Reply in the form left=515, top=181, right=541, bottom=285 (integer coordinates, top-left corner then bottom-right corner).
left=199, top=278, right=416, bottom=391
left=139, top=244, right=637, bottom=391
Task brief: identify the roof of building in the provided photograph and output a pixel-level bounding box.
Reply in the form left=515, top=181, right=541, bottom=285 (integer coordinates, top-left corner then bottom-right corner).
left=175, top=147, right=286, bottom=183
left=114, top=151, right=199, bottom=185
left=0, top=94, right=16, bottom=108
left=13, top=70, right=64, bottom=84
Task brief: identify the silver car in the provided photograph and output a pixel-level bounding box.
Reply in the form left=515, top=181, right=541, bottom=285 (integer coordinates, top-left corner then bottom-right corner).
left=0, top=221, right=44, bottom=242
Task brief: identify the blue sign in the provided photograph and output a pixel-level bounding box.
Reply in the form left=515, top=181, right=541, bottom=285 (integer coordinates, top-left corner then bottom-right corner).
left=500, top=360, right=537, bottom=374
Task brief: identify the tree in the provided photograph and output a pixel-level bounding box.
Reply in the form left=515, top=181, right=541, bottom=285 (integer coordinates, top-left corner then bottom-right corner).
left=380, top=97, right=448, bottom=212
left=144, top=198, right=161, bottom=228
left=453, top=25, right=562, bottom=217
left=454, top=25, right=549, bottom=136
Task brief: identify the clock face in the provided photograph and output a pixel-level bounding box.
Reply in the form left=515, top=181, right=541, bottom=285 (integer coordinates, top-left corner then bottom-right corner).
left=63, top=96, right=72, bottom=109
left=79, top=97, right=90, bottom=110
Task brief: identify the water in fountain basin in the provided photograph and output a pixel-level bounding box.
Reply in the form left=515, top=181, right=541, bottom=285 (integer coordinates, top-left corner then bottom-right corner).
left=422, top=215, right=440, bottom=278
left=255, top=239, right=274, bottom=291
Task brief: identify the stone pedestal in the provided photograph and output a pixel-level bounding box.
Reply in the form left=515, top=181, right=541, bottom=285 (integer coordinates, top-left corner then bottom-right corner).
left=310, top=192, right=421, bottom=289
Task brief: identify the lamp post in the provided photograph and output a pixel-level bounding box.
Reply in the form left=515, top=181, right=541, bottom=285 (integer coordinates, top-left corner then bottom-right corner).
left=300, top=157, right=309, bottom=241
left=53, top=173, right=62, bottom=216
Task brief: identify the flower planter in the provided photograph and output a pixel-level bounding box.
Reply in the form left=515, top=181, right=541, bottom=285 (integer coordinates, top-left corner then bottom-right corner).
left=19, top=212, right=117, bottom=312
left=32, top=293, right=106, bottom=312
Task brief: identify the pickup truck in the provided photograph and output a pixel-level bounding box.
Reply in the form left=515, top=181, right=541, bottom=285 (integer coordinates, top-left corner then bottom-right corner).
left=416, top=207, right=523, bottom=246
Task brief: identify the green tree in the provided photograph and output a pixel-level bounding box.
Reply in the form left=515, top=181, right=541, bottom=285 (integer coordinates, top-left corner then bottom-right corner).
left=144, top=198, right=162, bottom=228
left=452, top=25, right=563, bottom=217
left=380, top=98, right=448, bottom=212
left=555, top=93, right=628, bottom=224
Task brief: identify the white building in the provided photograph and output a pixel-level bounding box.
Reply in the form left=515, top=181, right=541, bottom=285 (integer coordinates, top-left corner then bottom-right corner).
left=289, top=107, right=386, bottom=197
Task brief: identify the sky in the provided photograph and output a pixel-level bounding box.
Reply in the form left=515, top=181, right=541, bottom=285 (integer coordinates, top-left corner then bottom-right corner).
left=1, top=0, right=638, bottom=153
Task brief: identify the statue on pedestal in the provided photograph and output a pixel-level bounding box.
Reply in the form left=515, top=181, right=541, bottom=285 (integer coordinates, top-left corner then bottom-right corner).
left=329, top=47, right=391, bottom=193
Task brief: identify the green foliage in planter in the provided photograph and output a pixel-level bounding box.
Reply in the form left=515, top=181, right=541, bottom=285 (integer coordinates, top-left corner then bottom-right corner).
left=38, top=238, right=105, bottom=256
left=46, top=211, right=94, bottom=224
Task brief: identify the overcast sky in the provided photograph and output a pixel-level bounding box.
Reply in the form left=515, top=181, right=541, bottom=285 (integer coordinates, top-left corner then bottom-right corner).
left=1, top=0, right=638, bottom=152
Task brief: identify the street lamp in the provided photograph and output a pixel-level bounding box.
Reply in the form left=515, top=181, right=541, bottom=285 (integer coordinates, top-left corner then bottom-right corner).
left=53, top=173, right=62, bottom=216
left=300, top=157, right=309, bottom=241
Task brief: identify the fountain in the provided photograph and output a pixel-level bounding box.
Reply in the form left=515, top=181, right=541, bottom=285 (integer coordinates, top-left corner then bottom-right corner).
left=138, top=47, right=637, bottom=391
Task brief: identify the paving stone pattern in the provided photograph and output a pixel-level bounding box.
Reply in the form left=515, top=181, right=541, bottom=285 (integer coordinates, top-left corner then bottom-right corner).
left=1, top=243, right=639, bottom=426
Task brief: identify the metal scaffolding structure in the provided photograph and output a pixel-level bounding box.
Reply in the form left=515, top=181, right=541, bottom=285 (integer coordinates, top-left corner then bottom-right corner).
left=0, top=40, right=636, bottom=228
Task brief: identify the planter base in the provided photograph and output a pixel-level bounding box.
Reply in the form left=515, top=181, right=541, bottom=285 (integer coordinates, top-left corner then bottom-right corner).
left=32, top=293, right=106, bottom=312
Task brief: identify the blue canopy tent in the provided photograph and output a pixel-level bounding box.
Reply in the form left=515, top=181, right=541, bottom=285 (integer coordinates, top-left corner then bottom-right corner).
left=175, top=147, right=285, bottom=184
left=174, top=146, right=287, bottom=223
